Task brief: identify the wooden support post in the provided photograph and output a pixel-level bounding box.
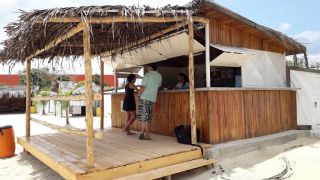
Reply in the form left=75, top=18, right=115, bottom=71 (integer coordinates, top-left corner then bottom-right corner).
left=25, top=59, right=31, bottom=137
left=205, top=21, right=211, bottom=88
left=188, top=17, right=197, bottom=145
left=100, top=61, right=104, bottom=129
left=304, top=52, right=309, bottom=69
left=293, top=54, right=298, bottom=67
left=83, top=23, right=94, bottom=168
left=114, top=69, right=118, bottom=93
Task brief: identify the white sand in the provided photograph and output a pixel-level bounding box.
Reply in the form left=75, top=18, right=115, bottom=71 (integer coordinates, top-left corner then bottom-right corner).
left=175, top=137, right=320, bottom=180
left=1, top=113, right=320, bottom=179
left=0, top=152, right=62, bottom=180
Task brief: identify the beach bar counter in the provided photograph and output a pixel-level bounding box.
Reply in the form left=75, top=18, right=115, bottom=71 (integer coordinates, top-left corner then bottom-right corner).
left=106, top=0, right=305, bottom=145
left=0, top=0, right=306, bottom=179
left=112, top=88, right=297, bottom=144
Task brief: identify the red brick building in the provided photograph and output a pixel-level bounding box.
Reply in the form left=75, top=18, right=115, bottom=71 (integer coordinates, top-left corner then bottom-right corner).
left=0, top=75, right=20, bottom=86
left=69, top=75, right=115, bottom=87
left=0, top=74, right=115, bottom=87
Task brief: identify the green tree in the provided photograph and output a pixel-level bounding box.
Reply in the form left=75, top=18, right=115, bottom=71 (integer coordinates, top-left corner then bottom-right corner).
left=19, top=68, right=53, bottom=90
left=92, top=74, right=109, bottom=88
left=92, top=74, right=101, bottom=85
left=58, top=82, right=85, bottom=125
left=310, top=61, right=320, bottom=70
left=39, top=90, right=50, bottom=115
left=287, top=57, right=305, bottom=68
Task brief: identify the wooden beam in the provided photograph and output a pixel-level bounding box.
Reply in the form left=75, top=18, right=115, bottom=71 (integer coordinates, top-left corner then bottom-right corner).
left=114, top=69, right=118, bottom=93
left=77, top=149, right=202, bottom=179
left=100, top=61, right=104, bottom=129
left=25, top=22, right=84, bottom=61
left=304, top=52, right=309, bottom=69
left=83, top=23, right=94, bottom=168
left=31, top=94, right=102, bottom=101
left=35, top=16, right=208, bottom=24
left=293, top=54, right=298, bottom=67
left=117, top=158, right=216, bottom=180
left=188, top=17, right=197, bottom=145
left=100, top=21, right=188, bottom=57
left=31, top=118, right=103, bottom=139
left=205, top=21, right=211, bottom=88
left=25, top=59, right=31, bottom=137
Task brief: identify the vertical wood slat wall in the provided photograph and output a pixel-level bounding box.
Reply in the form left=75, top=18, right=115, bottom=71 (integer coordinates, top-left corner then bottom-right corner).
left=111, top=90, right=297, bottom=144
left=209, top=20, right=285, bottom=54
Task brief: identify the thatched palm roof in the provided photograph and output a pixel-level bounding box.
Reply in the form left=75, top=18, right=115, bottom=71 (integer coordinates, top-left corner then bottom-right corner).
left=0, top=1, right=201, bottom=63
left=0, top=0, right=305, bottom=64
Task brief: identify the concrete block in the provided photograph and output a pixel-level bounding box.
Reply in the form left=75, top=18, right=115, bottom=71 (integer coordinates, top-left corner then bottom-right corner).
left=206, top=130, right=310, bottom=160
left=312, top=124, right=320, bottom=130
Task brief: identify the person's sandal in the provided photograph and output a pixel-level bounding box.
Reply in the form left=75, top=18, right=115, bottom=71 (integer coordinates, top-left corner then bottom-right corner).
left=139, top=133, right=145, bottom=140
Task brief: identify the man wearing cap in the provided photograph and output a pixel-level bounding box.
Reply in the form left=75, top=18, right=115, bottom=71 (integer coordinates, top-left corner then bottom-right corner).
left=137, top=64, right=162, bottom=140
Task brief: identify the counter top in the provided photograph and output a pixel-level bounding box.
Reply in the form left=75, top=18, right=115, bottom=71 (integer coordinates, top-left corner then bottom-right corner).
left=109, top=87, right=298, bottom=95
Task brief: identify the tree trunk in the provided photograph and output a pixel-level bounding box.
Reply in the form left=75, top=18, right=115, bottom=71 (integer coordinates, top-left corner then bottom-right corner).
left=42, top=102, right=46, bottom=115
left=66, top=105, right=70, bottom=125
left=54, top=101, right=57, bottom=116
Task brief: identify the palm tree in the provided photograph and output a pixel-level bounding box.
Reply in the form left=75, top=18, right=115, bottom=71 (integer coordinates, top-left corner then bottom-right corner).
left=39, top=90, right=50, bottom=115
left=58, top=82, right=85, bottom=125
left=58, top=90, right=72, bottom=125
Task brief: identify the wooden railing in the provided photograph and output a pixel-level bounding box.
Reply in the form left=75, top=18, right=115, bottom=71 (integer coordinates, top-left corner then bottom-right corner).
left=31, top=94, right=102, bottom=101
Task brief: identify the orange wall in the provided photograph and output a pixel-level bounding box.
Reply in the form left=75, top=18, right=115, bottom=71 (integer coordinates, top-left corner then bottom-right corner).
left=0, top=75, right=20, bottom=86
left=0, top=74, right=115, bottom=87
left=69, top=75, right=115, bottom=87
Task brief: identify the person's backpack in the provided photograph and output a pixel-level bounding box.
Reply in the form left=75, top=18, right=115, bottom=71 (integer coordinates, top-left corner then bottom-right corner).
left=174, top=125, right=200, bottom=145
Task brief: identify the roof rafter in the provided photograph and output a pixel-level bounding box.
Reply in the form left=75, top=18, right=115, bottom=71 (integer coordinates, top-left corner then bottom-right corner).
left=25, top=22, right=85, bottom=61
left=34, top=16, right=209, bottom=24
left=100, top=20, right=191, bottom=57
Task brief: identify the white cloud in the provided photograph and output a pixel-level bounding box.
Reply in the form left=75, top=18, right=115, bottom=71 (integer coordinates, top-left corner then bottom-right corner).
left=294, top=30, right=320, bottom=43
left=308, top=54, right=320, bottom=63
left=293, top=30, right=320, bottom=60
left=279, top=23, right=291, bottom=31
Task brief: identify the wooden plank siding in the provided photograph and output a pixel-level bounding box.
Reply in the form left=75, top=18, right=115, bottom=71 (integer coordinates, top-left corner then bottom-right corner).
left=209, top=19, right=285, bottom=54
left=111, top=90, right=297, bottom=144
left=207, top=91, right=246, bottom=144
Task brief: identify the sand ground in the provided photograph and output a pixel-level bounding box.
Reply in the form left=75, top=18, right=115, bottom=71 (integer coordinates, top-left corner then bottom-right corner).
left=1, top=113, right=320, bottom=180
left=174, top=137, right=320, bottom=180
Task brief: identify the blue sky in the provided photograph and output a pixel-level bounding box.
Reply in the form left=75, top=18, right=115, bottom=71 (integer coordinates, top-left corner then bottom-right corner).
left=215, top=0, right=320, bottom=35
left=0, top=0, right=319, bottom=73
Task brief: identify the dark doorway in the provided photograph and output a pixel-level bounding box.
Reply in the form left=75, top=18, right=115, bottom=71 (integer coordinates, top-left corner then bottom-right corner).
left=211, top=66, right=242, bottom=87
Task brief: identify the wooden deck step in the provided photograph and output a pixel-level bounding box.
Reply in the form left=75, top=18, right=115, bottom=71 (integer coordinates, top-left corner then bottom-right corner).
left=117, top=158, right=216, bottom=180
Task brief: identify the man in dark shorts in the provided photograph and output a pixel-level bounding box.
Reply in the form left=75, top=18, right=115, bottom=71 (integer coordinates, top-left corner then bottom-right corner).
left=137, top=64, right=162, bottom=140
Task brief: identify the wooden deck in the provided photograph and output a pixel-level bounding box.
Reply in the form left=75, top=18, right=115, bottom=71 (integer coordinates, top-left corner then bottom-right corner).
left=17, top=128, right=213, bottom=180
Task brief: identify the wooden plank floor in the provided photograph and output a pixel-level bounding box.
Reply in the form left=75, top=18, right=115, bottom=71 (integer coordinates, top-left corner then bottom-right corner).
left=18, top=128, right=203, bottom=180
left=118, top=158, right=216, bottom=180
